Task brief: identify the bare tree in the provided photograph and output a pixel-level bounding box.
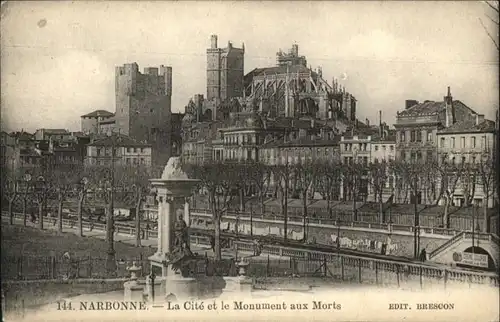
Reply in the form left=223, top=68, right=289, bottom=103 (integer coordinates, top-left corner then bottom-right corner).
left=390, top=159, right=428, bottom=259
left=233, top=162, right=254, bottom=213
left=436, top=162, right=463, bottom=228
left=460, top=163, right=477, bottom=207
left=271, top=163, right=293, bottom=242
left=3, top=168, right=20, bottom=225
left=246, top=161, right=272, bottom=214
left=342, top=162, right=364, bottom=222
left=118, top=165, right=151, bottom=247
left=368, top=161, right=389, bottom=224
left=49, top=166, right=83, bottom=233
left=184, top=162, right=237, bottom=261
left=477, top=155, right=496, bottom=232
left=32, top=175, right=52, bottom=230
left=479, top=1, right=499, bottom=50
left=293, top=160, right=319, bottom=241
left=421, top=160, right=440, bottom=205
left=315, top=160, right=342, bottom=217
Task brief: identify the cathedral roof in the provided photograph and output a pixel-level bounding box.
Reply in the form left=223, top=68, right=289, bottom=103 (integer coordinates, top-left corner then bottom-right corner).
left=245, top=65, right=315, bottom=78
left=81, top=110, right=115, bottom=118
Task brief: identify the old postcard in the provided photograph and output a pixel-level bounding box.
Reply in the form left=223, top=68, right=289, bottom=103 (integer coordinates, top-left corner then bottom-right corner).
left=1, top=1, right=499, bottom=321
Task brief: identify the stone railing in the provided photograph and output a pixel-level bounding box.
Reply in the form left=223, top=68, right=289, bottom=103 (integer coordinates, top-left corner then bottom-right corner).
left=428, top=232, right=465, bottom=260
left=229, top=239, right=498, bottom=287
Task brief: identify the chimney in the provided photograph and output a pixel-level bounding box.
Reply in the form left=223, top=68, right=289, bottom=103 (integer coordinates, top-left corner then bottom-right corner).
left=366, top=118, right=370, bottom=127
left=405, top=100, right=419, bottom=109
left=210, top=35, right=218, bottom=49
left=444, top=86, right=455, bottom=127
left=379, top=110, right=383, bottom=138
left=476, top=114, right=484, bottom=125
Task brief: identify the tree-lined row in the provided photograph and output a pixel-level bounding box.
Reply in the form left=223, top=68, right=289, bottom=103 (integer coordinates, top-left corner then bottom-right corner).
left=182, top=156, right=497, bottom=260
left=2, top=164, right=156, bottom=275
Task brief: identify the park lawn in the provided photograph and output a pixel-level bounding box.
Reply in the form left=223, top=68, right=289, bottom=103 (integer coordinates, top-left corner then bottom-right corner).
left=1, top=224, right=156, bottom=280
left=1, top=225, right=156, bottom=313
left=1, top=224, right=155, bottom=259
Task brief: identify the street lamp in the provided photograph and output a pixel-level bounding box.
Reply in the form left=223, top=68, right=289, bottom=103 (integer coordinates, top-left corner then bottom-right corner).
left=22, top=173, right=32, bottom=227
left=35, top=175, right=46, bottom=230
left=77, top=177, right=88, bottom=236
left=336, top=217, right=342, bottom=250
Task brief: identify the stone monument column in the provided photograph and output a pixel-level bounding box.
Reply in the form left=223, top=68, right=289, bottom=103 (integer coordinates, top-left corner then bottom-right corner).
left=184, top=197, right=190, bottom=227
left=148, top=157, right=200, bottom=300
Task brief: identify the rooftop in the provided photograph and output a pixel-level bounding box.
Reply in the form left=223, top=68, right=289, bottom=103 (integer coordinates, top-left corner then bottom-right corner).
left=262, top=136, right=340, bottom=148
left=81, top=110, right=115, bottom=118
left=245, top=64, right=316, bottom=80
left=438, top=119, right=496, bottom=134
left=37, top=128, right=69, bottom=134
left=397, top=100, right=472, bottom=118
left=87, top=134, right=151, bottom=147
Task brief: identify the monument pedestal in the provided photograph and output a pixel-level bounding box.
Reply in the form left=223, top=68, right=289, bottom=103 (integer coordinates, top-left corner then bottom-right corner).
left=147, top=157, right=200, bottom=302
left=124, top=262, right=145, bottom=301
left=164, top=275, right=197, bottom=300
left=222, top=260, right=253, bottom=297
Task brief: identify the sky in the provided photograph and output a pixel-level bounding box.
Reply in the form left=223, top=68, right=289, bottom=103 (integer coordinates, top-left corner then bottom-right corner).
left=1, top=1, right=498, bottom=133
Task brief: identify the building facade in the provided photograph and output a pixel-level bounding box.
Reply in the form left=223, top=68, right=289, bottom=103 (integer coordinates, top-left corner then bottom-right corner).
left=84, top=134, right=152, bottom=168
left=80, top=110, right=115, bottom=135
left=34, top=129, right=72, bottom=142
left=393, top=87, right=492, bottom=206
left=436, top=114, right=497, bottom=208
left=394, top=87, right=477, bottom=163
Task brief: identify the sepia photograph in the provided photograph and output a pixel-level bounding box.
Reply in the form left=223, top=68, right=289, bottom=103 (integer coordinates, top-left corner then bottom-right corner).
left=1, top=1, right=499, bottom=321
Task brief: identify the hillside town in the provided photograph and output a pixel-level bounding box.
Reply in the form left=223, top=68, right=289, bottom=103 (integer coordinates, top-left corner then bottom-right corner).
left=1, top=22, right=499, bottom=318
left=2, top=36, right=498, bottom=233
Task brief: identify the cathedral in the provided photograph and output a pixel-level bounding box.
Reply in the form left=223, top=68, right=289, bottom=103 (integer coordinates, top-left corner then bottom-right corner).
left=181, top=36, right=360, bottom=164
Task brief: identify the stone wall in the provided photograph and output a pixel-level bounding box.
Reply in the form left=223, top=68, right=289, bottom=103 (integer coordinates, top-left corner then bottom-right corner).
left=204, top=217, right=450, bottom=258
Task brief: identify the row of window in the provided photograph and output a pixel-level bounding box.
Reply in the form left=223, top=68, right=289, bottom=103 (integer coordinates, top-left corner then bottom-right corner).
left=373, top=145, right=394, bottom=152
left=400, top=130, right=433, bottom=143
left=224, top=134, right=258, bottom=145
left=342, top=143, right=395, bottom=153
left=402, top=151, right=434, bottom=162
left=56, top=155, right=77, bottom=163
left=89, top=157, right=148, bottom=166
left=343, top=156, right=369, bottom=165
left=95, top=147, right=147, bottom=156
left=96, top=147, right=118, bottom=156
left=125, top=147, right=147, bottom=153
left=442, top=155, right=482, bottom=165
left=125, top=158, right=147, bottom=165
left=343, top=143, right=368, bottom=152
left=439, top=136, right=487, bottom=149
left=261, top=147, right=334, bottom=159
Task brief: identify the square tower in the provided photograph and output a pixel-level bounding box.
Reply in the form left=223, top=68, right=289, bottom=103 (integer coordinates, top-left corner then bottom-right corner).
left=115, top=63, right=173, bottom=167
left=206, top=34, right=245, bottom=101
